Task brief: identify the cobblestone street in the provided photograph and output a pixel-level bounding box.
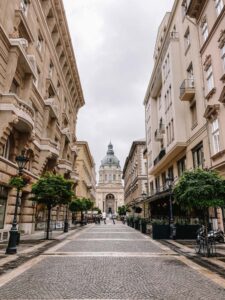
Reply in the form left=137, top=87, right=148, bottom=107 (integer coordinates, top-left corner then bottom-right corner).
left=0, top=222, right=225, bottom=299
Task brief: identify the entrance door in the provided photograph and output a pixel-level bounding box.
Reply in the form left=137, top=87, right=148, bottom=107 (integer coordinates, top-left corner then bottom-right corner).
left=105, top=194, right=115, bottom=214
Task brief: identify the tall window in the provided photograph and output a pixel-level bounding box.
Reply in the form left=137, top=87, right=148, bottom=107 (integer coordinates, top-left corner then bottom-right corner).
left=2, top=138, right=10, bottom=160
left=49, top=61, right=54, bottom=78
left=211, top=118, right=220, bottom=154
left=171, top=119, right=174, bottom=141
left=221, top=44, right=225, bottom=72
left=192, top=143, right=204, bottom=168
left=190, top=101, right=197, bottom=128
left=184, top=27, right=190, bottom=52
left=202, top=20, right=209, bottom=42
left=215, top=0, right=224, bottom=16
left=20, top=0, right=29, bottom=16
left=206, top=65, right=214, bottom=92
left=37, top=33, right=43, bottom=53
left=187, top=63, right=194, bottom=85
left=9, top=79, right=19, bottom=94
left=0, top=186, right=8, bottom=229
left=177, top=157, right=186, bottom=177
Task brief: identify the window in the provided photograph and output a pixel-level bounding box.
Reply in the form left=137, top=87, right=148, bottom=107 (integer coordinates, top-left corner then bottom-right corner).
left=206, top=65, right=214, bottom=92
left=155, top=176, right=160, bottom=192
left=9, top=79, right=19, bottom=94
left=34, top=67, right=40, bottom=88
left=0, top=186, right=8, bottom=229
left=113, top=174, right=116, bottom=181
left=211, top=118, right=220, bottom=154
left=190, top=101, right=197, bottom=128
left=184, top=27, right=190, bottom=52
left=187, top=63, right=194, bottom=83
left=182, top=0, right=187, bottom=18
left=177, top=157, right=186, bottom=177
left=221, top=44, right=225, bottom=72
left=49, top=61, right=54, bottom=77
left=150, top=181, right=154, bottom=195
left=20, top=0, right=29, bottom=16
left=105, top=174, right=107, bottom=181
left=215, top=0, right=224, bottom=16
left=171, top=119, right=174, bottom=141
left=158, top=94, right=162, bottom=110
left=192, top=143, right=204, bottom=168
left=2, top=138, right=10, bottom=160
left=37, top=33, right=43, bottom=53
left=202, top=20, right=209, bottom=42
left=168, top=166, right=174, bottom=180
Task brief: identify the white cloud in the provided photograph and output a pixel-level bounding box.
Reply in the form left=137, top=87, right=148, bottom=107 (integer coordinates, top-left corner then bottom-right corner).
left=63, top=0, right=174, bottom=173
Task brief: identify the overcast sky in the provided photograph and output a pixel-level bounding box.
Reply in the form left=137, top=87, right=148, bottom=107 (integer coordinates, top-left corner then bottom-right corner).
left=63, top=0, right=174, bottom=173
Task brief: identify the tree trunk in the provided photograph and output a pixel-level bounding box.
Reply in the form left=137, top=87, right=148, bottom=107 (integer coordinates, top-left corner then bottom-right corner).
left=46, top=206, right=51, bottom=240
left=204, top=209, right=209, bottom=257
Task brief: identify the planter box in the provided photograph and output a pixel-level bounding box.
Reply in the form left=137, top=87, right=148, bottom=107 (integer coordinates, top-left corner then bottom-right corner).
left=140, top=222, right=147, bottom=234
left=175, top=224, right=200, bottom=239
left=152, top=224, right=170, bottom=239
left=134, top=220, right=140, bottom=230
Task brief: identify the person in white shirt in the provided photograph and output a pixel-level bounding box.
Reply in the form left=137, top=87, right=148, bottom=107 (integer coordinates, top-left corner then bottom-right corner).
left=102, top=211, right=106, bottom=224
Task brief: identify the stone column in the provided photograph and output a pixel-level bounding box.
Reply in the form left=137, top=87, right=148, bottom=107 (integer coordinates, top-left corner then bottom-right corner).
left=4, top=48, right=20, bottom=92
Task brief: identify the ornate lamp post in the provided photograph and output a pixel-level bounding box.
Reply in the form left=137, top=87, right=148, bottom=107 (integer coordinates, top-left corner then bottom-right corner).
left=166, top=176, right=175, bottom=239
left=6, top=151, right=29, bottom=254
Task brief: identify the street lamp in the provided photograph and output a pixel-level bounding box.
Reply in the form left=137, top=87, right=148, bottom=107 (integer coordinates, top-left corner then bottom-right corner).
left=166, top=176, right=175, bottom=239
left=6, top=150, right=29, bottom=254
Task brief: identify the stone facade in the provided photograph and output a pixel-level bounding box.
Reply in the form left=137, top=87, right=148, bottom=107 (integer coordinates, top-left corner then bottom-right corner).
left=185, top=0, right=225, bottom=228
left=96, top=143, right=124, bottom=214
left=0, top=0, right=84, bottom=238
left=123, top=140, right=148, bottom=217
left=75, top=141, right=96, bottom=202
left=144, top=0, right=225, bottom=229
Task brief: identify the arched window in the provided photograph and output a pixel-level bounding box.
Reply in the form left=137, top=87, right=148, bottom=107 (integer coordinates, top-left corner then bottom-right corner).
left=2, top=138, right=10, bottom=160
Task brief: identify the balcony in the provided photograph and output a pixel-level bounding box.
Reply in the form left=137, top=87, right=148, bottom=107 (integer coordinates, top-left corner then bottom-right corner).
left=153, top=149, right=166, bottom=166
left=44, top=98, right=59, bottom=119
left=61, top=127, right=71, bottom=142
left=0, top=93, right=34, bottom=132
left=39, top=138, right=60, bottom=157
left=9, top=38, right=36, bottom=77
left=180, top=79, right=195, bottom=101
left=186, top=0, right=205, bottom=19
left=57, top=159, right=72, bottom=172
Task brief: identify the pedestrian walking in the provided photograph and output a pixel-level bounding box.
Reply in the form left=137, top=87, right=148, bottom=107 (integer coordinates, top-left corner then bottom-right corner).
left=102, top=211, right=106, bottom=224
left=112, top=214, right=115, bottom=224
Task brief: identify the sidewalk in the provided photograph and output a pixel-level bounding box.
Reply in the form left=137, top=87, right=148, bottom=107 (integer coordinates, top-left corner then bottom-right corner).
left=0, top=224, right=89, bottom=276
left=160, top=239, right=225, bottom=279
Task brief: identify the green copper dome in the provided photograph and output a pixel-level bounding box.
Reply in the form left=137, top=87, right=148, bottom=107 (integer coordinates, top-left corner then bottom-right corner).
left=101, top=142, right=120, bottom=167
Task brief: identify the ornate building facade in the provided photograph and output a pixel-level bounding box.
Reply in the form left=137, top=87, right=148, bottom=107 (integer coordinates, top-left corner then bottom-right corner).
left=0, top=0, right=84, bottom=238
left=123, top=140, right=148, bottom=217
left=75, top=141, right=96, bottom=202
left=96, top=143, right=124, bottom=214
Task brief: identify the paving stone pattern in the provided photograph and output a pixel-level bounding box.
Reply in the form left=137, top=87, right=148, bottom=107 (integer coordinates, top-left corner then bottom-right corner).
left=0, top=223, right=225, bottom=299
left=78, top=232, right=146, bottom=240
left=1, top=256, right=225, bottom=299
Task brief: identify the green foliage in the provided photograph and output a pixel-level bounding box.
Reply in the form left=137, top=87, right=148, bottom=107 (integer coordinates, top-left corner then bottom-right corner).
left=9, top=176, right=25, bottom=189
left=9, top=175, right=31, bottom=189
left=173, top=169, right=225, bottom=211
left=117, top=205, right=130, bottom=216
left=93, top=207, right=102, bottom=214
left=69, top=197, right=94, bottom=212
left=31, top=173, right=74, bottom=209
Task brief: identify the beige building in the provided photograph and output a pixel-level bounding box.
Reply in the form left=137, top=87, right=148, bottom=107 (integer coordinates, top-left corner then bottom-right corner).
left=0, top=0, right=84, bottom=237
left=75, top=141, right=96, bottom=202
left=144, top=0, right=210, bottom=222
left=96, top=143, right=124, bottom=214
left=123, top=140, right=148, bottom=217
left=185, top=0, right=225, bottom=227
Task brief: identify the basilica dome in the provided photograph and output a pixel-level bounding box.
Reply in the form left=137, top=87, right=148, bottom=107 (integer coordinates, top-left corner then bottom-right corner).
left=101, top=142, right=120, bottom=167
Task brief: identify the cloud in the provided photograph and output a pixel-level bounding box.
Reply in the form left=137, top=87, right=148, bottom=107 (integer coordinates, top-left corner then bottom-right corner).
left=63, top=0, right=174, bottom=173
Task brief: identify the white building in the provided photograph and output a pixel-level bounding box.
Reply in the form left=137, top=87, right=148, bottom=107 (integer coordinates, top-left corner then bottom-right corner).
left=96, top=143, right=124, bottom=214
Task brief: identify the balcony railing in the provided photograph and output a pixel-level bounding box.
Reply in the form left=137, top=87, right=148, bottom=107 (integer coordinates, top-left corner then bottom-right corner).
left=180, top=79, right=195, bottom=101
left=153, top=149, right=166, bottom=166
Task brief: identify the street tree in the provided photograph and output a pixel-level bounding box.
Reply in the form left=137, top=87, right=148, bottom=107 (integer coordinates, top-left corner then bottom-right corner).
left=32, top=173, right=74, bottom=239
left=173, top=169, right=225, bottom=255
left=118, top=205, right=130, bottom=216
left=69, top=197, right=94, bottom=225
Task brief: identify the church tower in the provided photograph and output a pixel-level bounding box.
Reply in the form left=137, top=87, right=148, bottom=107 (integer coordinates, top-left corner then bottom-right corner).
left=96, top=142, right=124, bottom=214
